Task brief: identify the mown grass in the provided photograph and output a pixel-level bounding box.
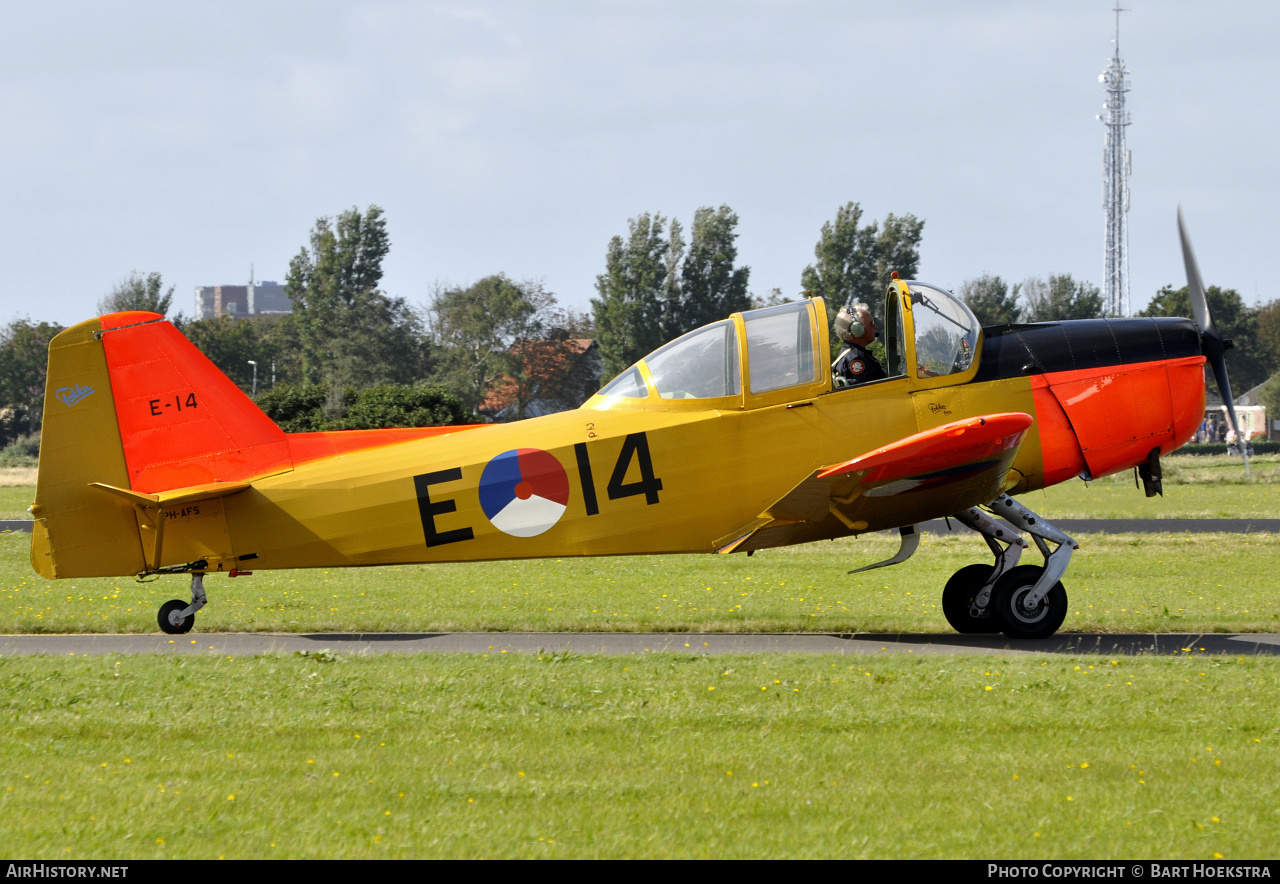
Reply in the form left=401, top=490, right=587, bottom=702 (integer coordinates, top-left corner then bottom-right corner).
left=4, top=466, right=1278, bottom=861
left=1029, top=455, right=1280, bottom=519
left=2, top=652, right=1277, bottom=859
left=4, top=529, right=1280, bottom=636
left=4, top=461, right=1280, bottom=635
left=0, top=482, right=36, bottom=520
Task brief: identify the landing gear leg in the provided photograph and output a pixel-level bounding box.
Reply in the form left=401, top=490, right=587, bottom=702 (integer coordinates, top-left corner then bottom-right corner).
left=985, top=494, right=1078, bottom=640
left=941, top=508, right=1027, bottom=634
left=157, top=572, right=208, bottom=635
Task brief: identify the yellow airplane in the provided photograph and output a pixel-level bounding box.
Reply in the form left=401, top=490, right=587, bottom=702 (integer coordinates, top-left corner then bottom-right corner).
left=28, top=213, right=1236, bottom=640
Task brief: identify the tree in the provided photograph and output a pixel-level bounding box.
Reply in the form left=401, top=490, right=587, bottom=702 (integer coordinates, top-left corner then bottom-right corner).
left=1020, top=274, right=1103, bottom=322
left=1253, top=299, right=1280, bottom=371
left=960, top=274, right=1022, bottom=327
left=505, top=311, right=601, bottom=419
left=750, top=288, right=792, bottom=309
left=0, top=319, right=62, bottom=444
left=800, top=203, right=923, bottom=309
left=254, top=314, right=305, bottom=388
left=593, top=207, right=754, bottom=379
left=800, top=202, right=923, bottom=352
left=675, top=205, right=752, bottom=332
left=1255, top=373, right=1280, bottom=436
left=178, top=315, right=263, bottom=393
left=592, top=213, right=677, bottom=378
left=429, top=275, right=557, bottom=417
left=1140, top=284, right=1271, bottom=395
left=175, top=313, right=306, bottom=395
left=285, top=205, right=427, bottom=387
left=97, top=272, right=174, bottom=317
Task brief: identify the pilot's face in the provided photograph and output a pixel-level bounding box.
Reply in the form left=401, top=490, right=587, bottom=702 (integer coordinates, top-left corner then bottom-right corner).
left=859, top=309, right=877, bottom=341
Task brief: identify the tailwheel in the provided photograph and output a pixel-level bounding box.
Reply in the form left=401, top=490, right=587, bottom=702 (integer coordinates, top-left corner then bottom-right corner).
left=155, top=572, right=207, bottom=635
left=991, top=564, right=1067, bottom=640
left=941, top=564, right=1000, bottom=634
left=158, top=599, right=195, bottom=635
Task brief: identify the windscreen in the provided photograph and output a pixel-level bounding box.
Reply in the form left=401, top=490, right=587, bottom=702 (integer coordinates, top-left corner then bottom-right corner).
left=908, top=283, right=980, bottom=377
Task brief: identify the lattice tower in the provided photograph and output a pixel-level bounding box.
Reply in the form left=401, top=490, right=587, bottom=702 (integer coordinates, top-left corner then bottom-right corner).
left=1099, top=5, right=1131, bottom=317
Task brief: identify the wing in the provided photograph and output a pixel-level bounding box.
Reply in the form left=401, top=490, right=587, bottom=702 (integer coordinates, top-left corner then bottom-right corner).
left=716, top=412, right=1034, bottom=554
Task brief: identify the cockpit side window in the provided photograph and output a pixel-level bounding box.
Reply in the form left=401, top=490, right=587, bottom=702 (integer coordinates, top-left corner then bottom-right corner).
left=744, top=302, right=816, bottom=393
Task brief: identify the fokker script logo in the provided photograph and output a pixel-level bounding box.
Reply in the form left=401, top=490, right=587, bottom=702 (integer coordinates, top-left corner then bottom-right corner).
left=56, top=384, right=95, bottom=407
left=929, top=402, right=952, bottom=416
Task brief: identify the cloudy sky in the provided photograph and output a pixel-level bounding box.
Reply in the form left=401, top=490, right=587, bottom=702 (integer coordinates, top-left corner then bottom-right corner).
left=1, top=1, right=1275, bottom=326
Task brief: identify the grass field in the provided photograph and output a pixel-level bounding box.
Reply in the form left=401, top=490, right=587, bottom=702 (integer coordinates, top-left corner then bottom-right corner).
left=4, top=464, right=1280, bottom=859
left=3, top=652, right=1278, bottom=859
left=4, top=461, right=1280, bottom=635
left=4, top=529, right=1280, bottom=636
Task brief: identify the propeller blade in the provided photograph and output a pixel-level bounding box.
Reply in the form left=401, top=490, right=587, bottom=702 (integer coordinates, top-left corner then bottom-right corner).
left=1178, top=207, right=1214, bottom=338
left=1178, top=208, right=1250, bottom=479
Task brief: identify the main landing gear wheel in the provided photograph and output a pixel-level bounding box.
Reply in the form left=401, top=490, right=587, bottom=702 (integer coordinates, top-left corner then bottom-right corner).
left=941, top=564, right=1000, bottom=634
left=992, top=565, right=1067, bottom=640
left=158, top=599, right=195, bottom=635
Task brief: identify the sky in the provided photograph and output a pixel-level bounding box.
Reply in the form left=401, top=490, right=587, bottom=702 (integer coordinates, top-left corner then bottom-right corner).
left=1, top=1, right=1276, bottom=327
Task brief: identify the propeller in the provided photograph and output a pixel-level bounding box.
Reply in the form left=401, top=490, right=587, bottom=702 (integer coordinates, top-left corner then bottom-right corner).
left=1178, top=207, right=1250, bottom=479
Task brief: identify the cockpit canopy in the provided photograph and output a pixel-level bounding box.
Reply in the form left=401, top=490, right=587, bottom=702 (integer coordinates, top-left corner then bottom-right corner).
left=586, top=283, right=980, bottom=411
left=592, top=299, right=825, bottom=409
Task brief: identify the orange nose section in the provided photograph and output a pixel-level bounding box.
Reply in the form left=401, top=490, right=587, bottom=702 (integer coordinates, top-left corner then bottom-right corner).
left=1033, top=355, right=1206, bottom=483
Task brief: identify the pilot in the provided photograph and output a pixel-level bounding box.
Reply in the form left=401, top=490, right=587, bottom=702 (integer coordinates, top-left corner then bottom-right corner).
left=832, top=302, right=887, bottom=387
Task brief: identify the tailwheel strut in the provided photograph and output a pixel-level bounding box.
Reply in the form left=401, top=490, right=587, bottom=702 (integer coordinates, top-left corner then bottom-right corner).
left=157, top=572, right=208, bottom=635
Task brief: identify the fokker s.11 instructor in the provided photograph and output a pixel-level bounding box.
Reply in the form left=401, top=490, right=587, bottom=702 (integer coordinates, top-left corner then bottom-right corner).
left=29, top=213, right=1239, bottom=640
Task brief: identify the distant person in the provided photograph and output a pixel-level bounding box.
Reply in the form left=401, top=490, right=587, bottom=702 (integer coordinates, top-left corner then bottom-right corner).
left=832, top=303, right=886, bottom=387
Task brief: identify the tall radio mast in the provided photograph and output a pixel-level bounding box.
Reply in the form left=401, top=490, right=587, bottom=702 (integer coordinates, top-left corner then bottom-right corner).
left=1099, top=4, right=1131, bottom=317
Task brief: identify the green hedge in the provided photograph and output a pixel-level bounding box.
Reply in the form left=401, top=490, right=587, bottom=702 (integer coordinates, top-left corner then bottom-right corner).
left=255, top=382, right=470, bottom=433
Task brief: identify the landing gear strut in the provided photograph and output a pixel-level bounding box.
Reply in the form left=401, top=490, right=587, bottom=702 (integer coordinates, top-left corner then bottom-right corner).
left=941, top=506, right=1026, bottom=634
left=157, top=572, right=208, bottom=635
left=943, top=494, right=1077, bottom=640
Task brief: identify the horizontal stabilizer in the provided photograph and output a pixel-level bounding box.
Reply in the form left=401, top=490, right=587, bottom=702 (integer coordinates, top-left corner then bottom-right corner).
left=90, top=480, right=251, bottom=508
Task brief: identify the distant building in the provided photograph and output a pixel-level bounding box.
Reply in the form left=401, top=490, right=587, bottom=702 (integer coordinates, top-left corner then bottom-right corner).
left=194, top=276, right=292, bottom=320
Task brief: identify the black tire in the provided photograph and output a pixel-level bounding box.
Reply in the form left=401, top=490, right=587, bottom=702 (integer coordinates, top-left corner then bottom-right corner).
left=158, top=599, right=194, bottom=635
left=941, top=564, right=1000, bottom=634
left=991, top=565, right=1067, bottom=640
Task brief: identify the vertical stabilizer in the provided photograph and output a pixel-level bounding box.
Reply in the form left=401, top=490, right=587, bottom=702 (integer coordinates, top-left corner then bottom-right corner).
left=31, top=316, right=146, bottom=578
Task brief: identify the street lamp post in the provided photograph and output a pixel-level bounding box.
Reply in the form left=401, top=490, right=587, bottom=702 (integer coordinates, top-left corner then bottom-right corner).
left=247, top=360, right=258, bottom=399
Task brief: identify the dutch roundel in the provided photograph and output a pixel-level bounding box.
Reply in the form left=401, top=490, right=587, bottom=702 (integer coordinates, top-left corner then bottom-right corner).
left=478, top=448, right=571, bottom=537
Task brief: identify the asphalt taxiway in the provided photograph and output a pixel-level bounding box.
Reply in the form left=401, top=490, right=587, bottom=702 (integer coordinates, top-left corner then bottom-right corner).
left=3, top=631, right=1279, bottom=657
